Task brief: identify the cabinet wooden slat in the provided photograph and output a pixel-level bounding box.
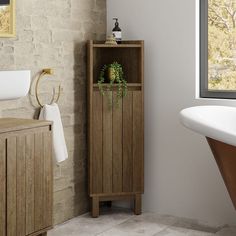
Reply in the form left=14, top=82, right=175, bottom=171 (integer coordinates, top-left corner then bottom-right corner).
left=133, top=91, right=144, bottom=192
left=34, top=133, right=44, bottom=231
left=7, top=137, right=17, bottom=236
left=102, top=94, right=113, bottom=193
left=112, top=92, right=123, bottom=193
left=26, top=134, right=35, bottom=235
left=16, top=136, right=26, bottom=236
left=92, top=91, right=103, bottom=194
left=43, top=131, right=53, bottom=228
left=0, top=139, right=6, bottom=236
left=123, top=91, right=133, bottom=192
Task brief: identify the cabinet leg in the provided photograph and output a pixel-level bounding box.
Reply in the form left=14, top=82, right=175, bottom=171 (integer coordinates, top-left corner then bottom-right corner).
left=134, top=194, right=142, bottom=215
left=40, top=233, right=47, bottom=236
left=92, top=196, right=99, bottom=218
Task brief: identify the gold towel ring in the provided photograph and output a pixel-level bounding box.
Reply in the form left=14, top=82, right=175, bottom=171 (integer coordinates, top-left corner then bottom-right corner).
left=35, top=68, right=62, bottom=108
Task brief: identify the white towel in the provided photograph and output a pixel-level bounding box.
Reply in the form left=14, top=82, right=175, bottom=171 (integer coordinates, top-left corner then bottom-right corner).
left=39, top=103, right=68, bottom=163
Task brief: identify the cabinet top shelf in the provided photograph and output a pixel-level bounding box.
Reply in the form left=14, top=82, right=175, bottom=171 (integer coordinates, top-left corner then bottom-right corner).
left=93, top=44, right=142, bottom=48
left=89, top=40, right=144, bottom=48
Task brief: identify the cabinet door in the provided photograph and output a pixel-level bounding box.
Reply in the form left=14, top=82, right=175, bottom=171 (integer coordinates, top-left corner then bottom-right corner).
left=91, top=90, right=143, bottom=195
left=7, top=130, right=52, bottom=236
left=123, top=91, right=144, bottom=193
left=132, top=91, right=144, bottom=193
left=0, top=138, right=6, bottom=236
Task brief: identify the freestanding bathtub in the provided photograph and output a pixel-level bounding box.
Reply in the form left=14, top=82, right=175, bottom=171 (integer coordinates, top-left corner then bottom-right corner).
left=180, top=106, right=236, bottom=209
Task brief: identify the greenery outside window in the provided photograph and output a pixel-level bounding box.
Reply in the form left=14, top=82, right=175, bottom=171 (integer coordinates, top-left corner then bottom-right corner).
left=200, top=0, right=236, bottom=99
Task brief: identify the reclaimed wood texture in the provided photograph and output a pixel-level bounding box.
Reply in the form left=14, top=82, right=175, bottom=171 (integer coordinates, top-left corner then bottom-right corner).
left=134, top=194, right=142, bottom=215
left=92, top=91, right=103, bottom=194
left=112, top=92, right=123, bottom=193
left=90, top=90, right=143, bottom=195
left=34, top=132, right=44, bottom=231
left=133, top=92, right=144, bottom=192
left=92, top=196, right=99, bottom=218
left=43, top=132, right=53, bottom=229
left=88, top=40, right=144, bottom=216
left=102, top=92, right=113, bottom=193
left=93, top=48, right=141, bottom=84
left=26, top=133, right=35, bottom=235
left=0, top=118, right=51, bottom=134
left=7, top=136, right=17, bottom=236
left=0, top=138, right=6, bottom=236
left=3, top=120, right=53, bottom=236
left=123, top=91, right=133, bottom=192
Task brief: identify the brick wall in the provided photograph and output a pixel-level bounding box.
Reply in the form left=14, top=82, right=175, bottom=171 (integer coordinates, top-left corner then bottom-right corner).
left=0, top=0, right=106, bottom=224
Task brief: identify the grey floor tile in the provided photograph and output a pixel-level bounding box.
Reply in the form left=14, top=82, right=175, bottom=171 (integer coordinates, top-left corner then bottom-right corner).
left=97, top=227, right=144, bottom=236
left=48, top=209, right=133, bottom=236
left=48, top=208, right=235, bottom=236
left=98, top=215, right=170, bottom=235
left=172, top=217, right=219, bottom=233
left=48, top=208, right=133, bottom=236
left=154, top=226, right=215, bottom=236
left=132, top=213, right=179, bottom=226
left=216, top=226, right=236, bottom=236
left=133, top=213, right=219, bottom=234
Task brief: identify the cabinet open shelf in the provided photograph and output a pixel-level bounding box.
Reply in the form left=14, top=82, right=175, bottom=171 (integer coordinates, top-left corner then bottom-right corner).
left=89, top=40, right=144, bottom=84
left=93, top=83, right=142, bottom=87
left=93, top=83, right=142, bottom=91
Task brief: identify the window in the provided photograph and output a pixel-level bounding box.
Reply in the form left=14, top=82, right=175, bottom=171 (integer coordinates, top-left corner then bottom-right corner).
left=200, top=0, right=236, bottom=99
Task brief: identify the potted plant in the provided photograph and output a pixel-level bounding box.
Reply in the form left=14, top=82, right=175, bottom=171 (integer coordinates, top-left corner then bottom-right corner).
left=98, top=61, right=127, bottom=107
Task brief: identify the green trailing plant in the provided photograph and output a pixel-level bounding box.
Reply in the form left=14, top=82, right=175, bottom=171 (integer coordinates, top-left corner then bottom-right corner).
left=98, top=61, right=127, bottom=108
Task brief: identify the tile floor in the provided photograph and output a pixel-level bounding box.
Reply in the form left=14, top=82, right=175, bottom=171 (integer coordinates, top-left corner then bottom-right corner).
left=48, top=208, right=236, bottom=236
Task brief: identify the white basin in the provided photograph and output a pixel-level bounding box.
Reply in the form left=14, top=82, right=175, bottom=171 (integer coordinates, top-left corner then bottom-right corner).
left=0, top=70, right=31, bottom=100
left=180, top=106, right=236, bottom=147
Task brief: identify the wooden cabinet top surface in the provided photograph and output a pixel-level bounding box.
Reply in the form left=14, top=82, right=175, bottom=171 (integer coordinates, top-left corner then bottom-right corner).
left=0, top=118, right=52, bottom=133
left=89, top=40, right=144, bottom=48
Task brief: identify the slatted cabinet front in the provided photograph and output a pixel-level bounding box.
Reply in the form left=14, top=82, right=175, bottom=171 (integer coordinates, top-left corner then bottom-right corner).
left=91, top=90, right=143, bottom=195
left=0, top=125, right=53, bottom=236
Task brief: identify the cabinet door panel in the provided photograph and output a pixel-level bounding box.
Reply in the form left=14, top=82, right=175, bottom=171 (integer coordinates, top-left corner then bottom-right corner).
left=112, top=92, right=123, bottom=193
left=16, top=136, right=26, bottom=236
left=26, top=133, right=35, bottom=235
left=7, top=130, right=52, bottom=236
left=102, top=93, right=113, bottom=194
left=7, top=136, right=17, bottom=236
left=0, top=138, right=6, bottom=236
left=34, top=131, right=53, bottom=231
left=91, top=89, right=143, bottom=195
left=123, top=91, right=133, bottom=192
left=92, top=91, right=103, bottom=194
left=34, top=132, right=44, bottom=231
left=43, top=131, right=53, bottom=228
left=133, top=91, right=144, bottom=192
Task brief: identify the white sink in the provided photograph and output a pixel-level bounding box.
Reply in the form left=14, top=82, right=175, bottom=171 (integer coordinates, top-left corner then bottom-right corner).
left=0, top=70, right=31, bottom=100
left=180, top=106, right=236, bottom=147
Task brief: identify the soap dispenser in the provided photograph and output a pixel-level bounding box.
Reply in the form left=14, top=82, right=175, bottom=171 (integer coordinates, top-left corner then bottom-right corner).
left=112, top=18, right=122, bottom=44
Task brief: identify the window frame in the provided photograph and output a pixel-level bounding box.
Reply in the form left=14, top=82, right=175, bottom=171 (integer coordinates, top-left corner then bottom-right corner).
left=200, top=0, right=236, bottom=99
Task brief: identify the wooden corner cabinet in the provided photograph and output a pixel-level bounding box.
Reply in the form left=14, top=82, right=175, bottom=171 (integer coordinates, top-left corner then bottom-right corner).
left=0, top=118, right=53, bottom=236
left=87, top=40, right=144, bottom=217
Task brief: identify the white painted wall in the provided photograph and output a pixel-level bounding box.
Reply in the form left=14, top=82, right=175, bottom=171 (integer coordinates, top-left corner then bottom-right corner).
left=107, top=0, right=236, bottom=226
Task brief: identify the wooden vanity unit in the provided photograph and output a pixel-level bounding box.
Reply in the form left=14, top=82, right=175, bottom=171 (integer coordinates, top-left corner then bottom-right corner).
left=87, top=40, right=144, bottom=217
left=0, top=118, right=53, bottom=236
